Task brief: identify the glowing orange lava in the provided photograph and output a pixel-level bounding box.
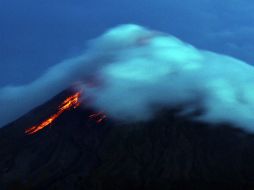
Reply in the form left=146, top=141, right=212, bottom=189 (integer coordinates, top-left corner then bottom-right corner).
left=89, top=112, right=107, bottom=123
left=25, top=92, right=81, bottom=135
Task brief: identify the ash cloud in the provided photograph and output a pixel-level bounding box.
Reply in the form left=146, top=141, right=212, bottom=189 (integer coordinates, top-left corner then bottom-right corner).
left=1, top=24, right=254, bottom=132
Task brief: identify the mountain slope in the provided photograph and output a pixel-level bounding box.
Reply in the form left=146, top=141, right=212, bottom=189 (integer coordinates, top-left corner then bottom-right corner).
left=1, top=90, right=254, bottom=190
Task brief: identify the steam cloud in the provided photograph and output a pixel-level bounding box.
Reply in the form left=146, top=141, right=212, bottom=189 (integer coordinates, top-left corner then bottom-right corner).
left=1, top=24, right=254, bottom=132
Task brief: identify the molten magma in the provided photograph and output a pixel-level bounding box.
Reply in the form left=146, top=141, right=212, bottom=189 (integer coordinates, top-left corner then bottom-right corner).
left=89, top=112, right=107, bottom=123
left=25, top=92, right=81, bottom=135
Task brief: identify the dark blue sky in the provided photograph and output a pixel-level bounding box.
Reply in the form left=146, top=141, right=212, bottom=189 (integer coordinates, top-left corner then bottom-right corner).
left=1, top=0, right=254, bottom=86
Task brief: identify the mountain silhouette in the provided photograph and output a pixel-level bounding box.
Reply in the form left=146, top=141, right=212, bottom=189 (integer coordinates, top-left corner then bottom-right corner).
left=1, top=89, right=254, bottom=190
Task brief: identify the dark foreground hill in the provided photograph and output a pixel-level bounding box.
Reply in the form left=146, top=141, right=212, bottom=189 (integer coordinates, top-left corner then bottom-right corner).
left=1, top=90, right=254, bottom=190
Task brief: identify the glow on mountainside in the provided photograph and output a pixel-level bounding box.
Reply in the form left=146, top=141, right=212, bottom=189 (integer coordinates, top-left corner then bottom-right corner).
left=25, top=92, right=81, bottom=135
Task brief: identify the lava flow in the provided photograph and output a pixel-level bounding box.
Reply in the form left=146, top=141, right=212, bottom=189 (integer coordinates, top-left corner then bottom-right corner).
left=25, top=92, right=81, bottom=135
left=89, top=112, right=107, bottom=123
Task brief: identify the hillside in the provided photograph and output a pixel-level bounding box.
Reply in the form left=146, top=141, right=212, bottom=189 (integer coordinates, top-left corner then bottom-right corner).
left=0, top=90, right=254, bottom=190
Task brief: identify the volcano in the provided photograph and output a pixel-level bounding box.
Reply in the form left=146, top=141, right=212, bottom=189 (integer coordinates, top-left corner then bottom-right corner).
left=1, top=89, right=254, bottom=190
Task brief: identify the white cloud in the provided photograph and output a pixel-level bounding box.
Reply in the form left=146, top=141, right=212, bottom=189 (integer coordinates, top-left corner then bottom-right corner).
left=1, top=24, right=254, bottom=132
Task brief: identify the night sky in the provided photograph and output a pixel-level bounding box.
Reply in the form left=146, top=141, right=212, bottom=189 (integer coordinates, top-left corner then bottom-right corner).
left=1, top=0, right=254, bottom=86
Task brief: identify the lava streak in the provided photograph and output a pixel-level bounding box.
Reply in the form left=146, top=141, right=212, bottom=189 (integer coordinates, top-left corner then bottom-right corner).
left=89, top=112, right=107, bottom=123
left=25, top=92, right=81, bottom=135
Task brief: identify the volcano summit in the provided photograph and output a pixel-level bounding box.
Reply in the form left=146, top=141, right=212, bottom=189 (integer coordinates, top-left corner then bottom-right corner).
left=1, top=25, right=254, bottom=189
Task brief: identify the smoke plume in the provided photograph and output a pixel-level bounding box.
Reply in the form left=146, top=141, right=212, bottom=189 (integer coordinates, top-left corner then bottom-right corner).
left=1, top=24, right=254, bottom=132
